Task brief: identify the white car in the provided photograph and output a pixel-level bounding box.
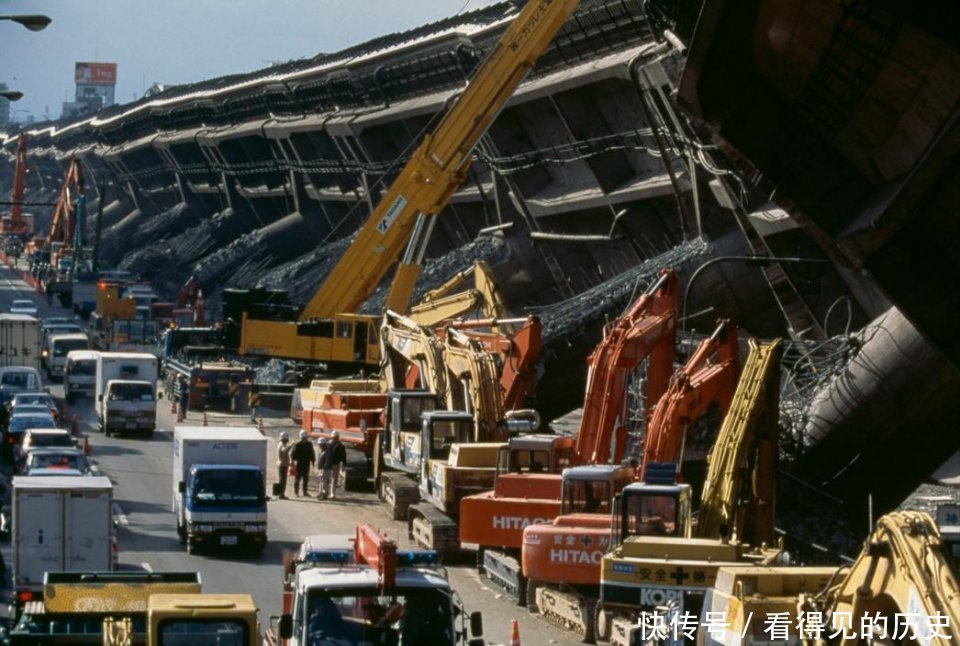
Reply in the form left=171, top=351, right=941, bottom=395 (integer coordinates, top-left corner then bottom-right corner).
left=9, top=299, right=38, bottom=316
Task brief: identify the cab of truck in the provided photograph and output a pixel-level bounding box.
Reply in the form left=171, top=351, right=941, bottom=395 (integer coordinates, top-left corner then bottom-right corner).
left=45, top=333, right=91, bottom=381
left=148, top=593, right=259, bottom=646
left=64, top=350, right=99, bottom=402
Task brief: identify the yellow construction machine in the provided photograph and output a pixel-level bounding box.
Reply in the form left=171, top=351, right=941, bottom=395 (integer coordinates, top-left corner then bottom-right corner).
left=596, top=339, right=786, bottom=644
left=238, top=0, right=582, bottom=369
left=702, top=511, right=960, bottom=645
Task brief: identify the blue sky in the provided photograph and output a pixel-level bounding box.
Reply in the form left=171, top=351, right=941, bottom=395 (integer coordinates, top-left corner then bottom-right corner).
left=2, top=0, right=502, bottom=121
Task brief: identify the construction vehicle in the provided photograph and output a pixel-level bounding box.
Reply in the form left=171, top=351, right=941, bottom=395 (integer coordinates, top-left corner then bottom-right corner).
left=263, top=524, right=485, bottom=646
left=408, top=260, right=508, bottom=327
left=145, top=593, right=259, bottom=646
left=162, top=358, right=254, bottom=412
left=460, top=272, right=681, bottom=606
left=1, top=134, right=31, bottom=239
left=700, top=511, right=960, bottom=646
left=174, top=275, right=206, bottom=327
left=596, top=339, right=784, bottom=645
left=5, top=571, right=201, bottom=644
left=519, top=325, right=743, bottom=642
left=238, top=0, right=582, bottom=370
left=938, top=503, right=960, bottom=575
left=38, top=159, right=86, bottom=303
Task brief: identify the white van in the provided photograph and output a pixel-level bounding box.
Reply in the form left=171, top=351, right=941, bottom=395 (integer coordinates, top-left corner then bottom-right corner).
left=45, top=333, right=91, bottom=381
left=64, top=350, right=100, bottom=403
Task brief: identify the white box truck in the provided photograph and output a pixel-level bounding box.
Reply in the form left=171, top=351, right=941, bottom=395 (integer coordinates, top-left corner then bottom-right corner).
left=12, top=475, right=116, bottom=605
left=0, top=314, right=41, bottom=372
left=172, top=426, right=268, bottom=557
left=95, top=352, right=159, bottom=437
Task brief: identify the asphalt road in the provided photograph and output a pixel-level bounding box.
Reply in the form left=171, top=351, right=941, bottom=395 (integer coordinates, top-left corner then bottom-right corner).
left=0, top=260, right=576, bottom=645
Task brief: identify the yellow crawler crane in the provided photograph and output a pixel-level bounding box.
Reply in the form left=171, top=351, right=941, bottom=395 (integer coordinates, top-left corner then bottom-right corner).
left=703, top=511, right=960, bottom=645
left=597, top=339, right=786, bottom=644
left=239, top=0, right=583, bottom=368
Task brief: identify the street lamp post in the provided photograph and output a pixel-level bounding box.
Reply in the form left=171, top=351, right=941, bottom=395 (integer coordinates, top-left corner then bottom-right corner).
left=0, top=14, right=52, bottom=31
left=681, top=255, right=829, bottom=335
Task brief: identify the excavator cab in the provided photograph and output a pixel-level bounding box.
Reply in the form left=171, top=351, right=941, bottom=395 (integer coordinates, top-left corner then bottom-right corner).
left=560, top=465, right=634, bottom=515
left=382, top=390, right=439, bottom=471
left=613, top=482, right=693, bottom=543
left=495, top=434, right=573, bottom=477
left=421, top=410, right=474, bottom=461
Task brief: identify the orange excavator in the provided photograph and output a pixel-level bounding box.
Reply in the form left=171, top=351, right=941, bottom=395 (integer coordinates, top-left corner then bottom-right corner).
left=459, top=270, right=680, bottom=606
left=31, top=158, right=85, bottom=298
left=520, top=320, right=741, bottom=642
left=2, top=133, right=31, bottom=238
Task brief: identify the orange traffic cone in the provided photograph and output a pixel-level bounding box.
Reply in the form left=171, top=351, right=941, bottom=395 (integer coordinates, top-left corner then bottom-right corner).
left=509, top=619, right=521, bottom=646
left=202, top=412, right=208, bottom=426
left=82, top=435, right=90, bottom=456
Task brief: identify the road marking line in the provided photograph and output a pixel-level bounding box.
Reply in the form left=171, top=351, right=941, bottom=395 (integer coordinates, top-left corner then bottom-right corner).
left=140, top=562, right=153, bottom=572
left=113, top=503, right=129, bottom=526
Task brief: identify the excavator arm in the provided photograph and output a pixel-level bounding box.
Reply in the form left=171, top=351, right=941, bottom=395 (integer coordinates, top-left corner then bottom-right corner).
left=638, top=320, right=740, bottom=479
left=47, top=159, right=84, bottom=253
left=379, top=310, right=448, bottom=397
left=697, top=338, right=782, bottom=545
left=299, top=0, right=582, bottom=319
left=573, top=270, right=681, bottom=466
left=803, top=511, right=960, bottom=645
left=5, top=134, right=29, bottom=235
left=408, top=261, right=508, bottom=328
left=442, top=327, right=507, bottom=441
left=444, top=315, right=542, bottom=412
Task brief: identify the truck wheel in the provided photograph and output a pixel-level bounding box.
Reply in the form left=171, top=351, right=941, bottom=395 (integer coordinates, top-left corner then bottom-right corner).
left=176, top=518, right=186, bottom=544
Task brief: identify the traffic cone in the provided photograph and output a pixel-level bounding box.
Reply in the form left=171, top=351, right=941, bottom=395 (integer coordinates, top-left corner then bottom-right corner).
left=509, top=619, right=521, bottom=646
left=82, top=435, right=90, bottom=456
left=202, top=412, right=208, bottom=426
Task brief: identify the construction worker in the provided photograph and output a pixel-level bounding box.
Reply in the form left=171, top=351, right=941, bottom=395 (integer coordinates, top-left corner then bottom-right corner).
left=316, top=438, right=331, bottom=500
left=321, top=431, right=347, bottom=500
left=276, top=432, right=291, bottom=499
left=290, top=430, right=316, bottom=497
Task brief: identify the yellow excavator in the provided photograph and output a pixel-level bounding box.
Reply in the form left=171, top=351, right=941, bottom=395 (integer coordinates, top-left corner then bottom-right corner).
left=238, top=0, right=583, bottom=369
left=703, top=511, right=960, bottom=645
left=596, top=339, right=786, bottom=644
left=408, top=260, right=509, bottom=328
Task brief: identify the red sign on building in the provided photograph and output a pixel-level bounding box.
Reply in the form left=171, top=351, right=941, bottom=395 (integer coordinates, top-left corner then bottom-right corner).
left=75, top=62, right=117, bottom=86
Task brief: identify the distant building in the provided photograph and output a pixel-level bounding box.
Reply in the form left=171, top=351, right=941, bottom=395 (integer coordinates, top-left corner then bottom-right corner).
left=0, top=82, right=11, bottom=125
left=61, top=101, right=92, bottom=119
left=75, top=62, right=117, bottom=112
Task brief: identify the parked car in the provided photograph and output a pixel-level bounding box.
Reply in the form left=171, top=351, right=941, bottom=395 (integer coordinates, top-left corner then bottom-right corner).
left=8, top=300, right=38, bottom=316
left=22, top=448, right=91, bottom=476
left=0, top=367, right=43, bottom=407
left=9, top=392, right=58, bottom=420
left=21, top=429, right=74, bottom=453
left=4, top=413, right=56, bottom=459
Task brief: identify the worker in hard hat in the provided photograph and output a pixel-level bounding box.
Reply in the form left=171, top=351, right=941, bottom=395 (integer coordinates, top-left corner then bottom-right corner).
left=290, top=430, right=316, bottom=497
left=320, top=431, right=347, bottom=500
left=275, top=431, right=291, bottom=499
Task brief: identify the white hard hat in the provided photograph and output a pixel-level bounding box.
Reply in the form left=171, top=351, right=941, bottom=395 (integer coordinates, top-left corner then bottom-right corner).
left=331, top=431, right=340, bottom=439
left=299, top=430, right=308, bottom=439
left=280, top=431, right=289, bottom=441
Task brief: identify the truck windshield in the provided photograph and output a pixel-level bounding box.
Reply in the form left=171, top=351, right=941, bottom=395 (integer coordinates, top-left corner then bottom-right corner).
left=193, top=470, right=262, bottom=503
left=158, top=619, right=248, bottom=645
left=68, top=360, right=96, bottom=376
left=305, top=587, right=453, bottom=645
left=53, top=339, right=90, bottom=357
left=108, top=383, right=154, bottom=401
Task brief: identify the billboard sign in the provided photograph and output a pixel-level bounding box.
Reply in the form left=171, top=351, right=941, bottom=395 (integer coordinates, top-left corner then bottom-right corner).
left=75, top=62, right=117, bottom=86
